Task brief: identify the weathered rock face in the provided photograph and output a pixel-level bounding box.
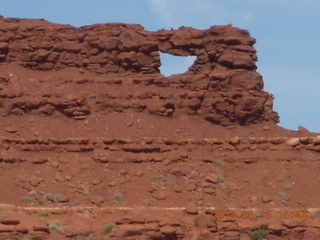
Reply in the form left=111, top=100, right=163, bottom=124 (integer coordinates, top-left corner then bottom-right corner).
left=0, top=17, right=278, bottom=125
left=1, top=18, right=320, bottom=240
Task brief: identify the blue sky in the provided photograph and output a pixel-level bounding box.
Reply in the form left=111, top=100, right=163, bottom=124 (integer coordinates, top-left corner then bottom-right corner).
left=1, top=0, right=320, bottom=132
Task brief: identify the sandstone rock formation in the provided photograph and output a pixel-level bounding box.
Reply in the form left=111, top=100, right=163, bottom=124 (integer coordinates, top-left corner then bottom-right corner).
left=0, top=18, right=320, bottom=240
left=0, top=17, right=278, bottom=126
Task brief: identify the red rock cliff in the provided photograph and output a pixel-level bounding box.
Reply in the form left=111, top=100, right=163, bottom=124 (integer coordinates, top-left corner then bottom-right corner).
left=1, top=18, right=320, bottom=240
left=0, top=17, right=278, bottom=126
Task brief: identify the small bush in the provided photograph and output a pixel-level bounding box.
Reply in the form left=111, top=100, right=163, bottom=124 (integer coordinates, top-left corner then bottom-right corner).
left=180, top=222, right=187, bottom=229
left=36, top=190, right=44, bottom=196
left=284, top=184, right=292, bottom=190
left=21, top=196, right=33, bottom=203
left=19, top=178, right=27, bottom=183
left=313, top=208, right=320, bottom=217
left=217, top=175, right=225, bottom=183
left=102, top=223, right=116, bottom=235
left=46, top=193, right=64, bottom=200
left=187, top=195, right=193, bottom=201
left=48, top=220, right=64, bottom=234
left=113, top=193, right=123, bottom=201
left=189, top=164, right=199, bottom=170
left=278, top=192, right=289, bottom=206
left=249, top=229, right=269, bottom=240
left=212, top=160, right=222, bottom=166
left=38, top=198, right=45, bottom=206
left=151, top=175, right=167, bottom=182
left=38, top=211, right=50, bottom=218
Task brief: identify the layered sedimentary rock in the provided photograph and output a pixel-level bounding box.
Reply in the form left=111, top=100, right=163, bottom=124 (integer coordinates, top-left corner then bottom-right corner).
left=0, top=17, right=278, bottom=126
left=1, top=18, right=320, bottom=240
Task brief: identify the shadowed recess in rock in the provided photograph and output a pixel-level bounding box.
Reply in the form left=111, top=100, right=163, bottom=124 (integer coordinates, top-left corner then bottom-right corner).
left=159, top=52, right=196, bottom=76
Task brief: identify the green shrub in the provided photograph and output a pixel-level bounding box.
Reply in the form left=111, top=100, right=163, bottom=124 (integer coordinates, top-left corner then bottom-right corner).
left=284, top=184, right=292, bottom=190
left=217, top=175, right=225, bottom=183
left=46, top=193, right=64, bottom=200
left=212, top=160, right=222, bottom=166
left=48, top=220, right=64, bottom=234
left=180, top=222, right=187, bottom=229
left=278, top=192, right=289, bottom=206
left=38, top=198, right=45, bottom=206
left=313, top=208, right=320, bottom=217
left=249, top=229, right=269, bottom=240
left=113, top=193, right=123, bottom=201
left=151, top=175, right=167, bottom=182
left=38, top=211, right=50, bottom=218
left=102, top=223, right=116, bottom=235
left=19, top=178, right=27, bottom=183
left=21, top=196, right=33, bottom=203
left=187, top=195, right=193, bottom=201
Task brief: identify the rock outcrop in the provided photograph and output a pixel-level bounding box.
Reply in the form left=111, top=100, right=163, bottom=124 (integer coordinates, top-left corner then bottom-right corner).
left=1, top=18, right=319, bottom=240
left=0, top=17, right=278, bottom=125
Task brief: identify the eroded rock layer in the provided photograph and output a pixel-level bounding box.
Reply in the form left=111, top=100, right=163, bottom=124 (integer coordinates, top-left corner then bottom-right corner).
left=0, top=17, right=278, bottom=126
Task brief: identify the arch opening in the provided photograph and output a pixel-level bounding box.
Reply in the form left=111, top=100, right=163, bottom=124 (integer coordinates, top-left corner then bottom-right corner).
left=159, top=52, right=196, bottom=77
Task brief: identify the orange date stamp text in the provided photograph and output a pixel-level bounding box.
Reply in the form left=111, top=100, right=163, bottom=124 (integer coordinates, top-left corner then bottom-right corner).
left=212, top=210, right=309, bottom=220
